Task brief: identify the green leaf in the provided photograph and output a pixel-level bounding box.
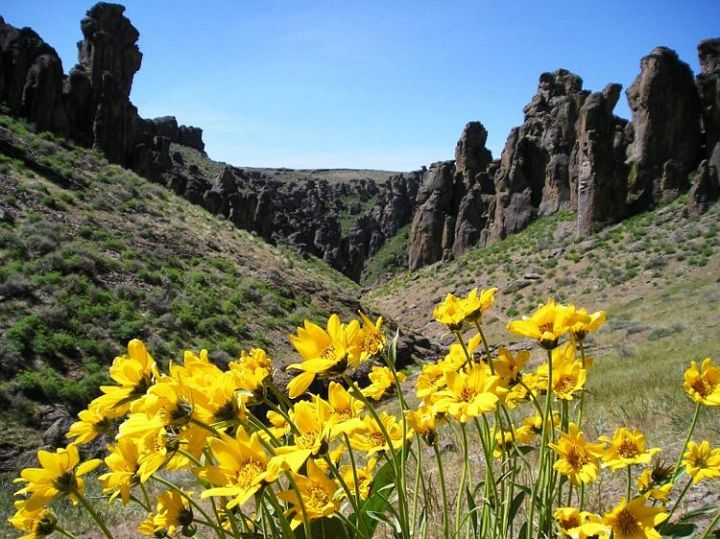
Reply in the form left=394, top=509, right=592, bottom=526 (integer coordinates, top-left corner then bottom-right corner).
left=352, top=458, right=397, bottom=537
left=466, top=485, right=479, bottom=537
left=676, top=504, right=720, bottom=522
left=660, top=522, right=698, bottom=538
left=295, top=516, right=350, bottom=539
left=508, top=490, right=526, bottom=524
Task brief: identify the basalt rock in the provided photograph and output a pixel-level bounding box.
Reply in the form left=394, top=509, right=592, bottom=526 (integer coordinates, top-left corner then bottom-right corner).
left=0, top=4, right=205, bottom=178
left=408, top=161, right=460, bottom=271
left=571, top=83, right=629, bottom=235
left=697, top=38, right=720, bottom=156
left=626, top=47, right=702, bottom=211
left=455, top=121, right=492, bottom=181
left=688, top=142, right=720, bottom=214
left=490, top=69, right=589, bottom=242
left=0, top=19, right=68, bottom=134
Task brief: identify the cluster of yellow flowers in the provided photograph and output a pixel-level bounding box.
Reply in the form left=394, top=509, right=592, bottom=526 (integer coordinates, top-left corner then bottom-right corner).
left=7, top=287, right=720, bottom=539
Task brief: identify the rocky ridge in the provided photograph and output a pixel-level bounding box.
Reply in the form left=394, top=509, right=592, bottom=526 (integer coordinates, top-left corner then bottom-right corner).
left=1, top=4, right=719, bottom=279
left=407, top=40, right=720, bottom=270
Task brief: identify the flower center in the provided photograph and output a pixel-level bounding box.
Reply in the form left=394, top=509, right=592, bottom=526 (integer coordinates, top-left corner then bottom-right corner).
left=618, top=440, right=640, bottom=459
left=321, top=346, right=337, bottom=362
left=567, top=446, right=589, bottom=470
left=691, top=378, right=711, bottom=398
left=369, top=432, right=387, bottom=448
left=616, top=508, right=640, bottom=535
left=235, top=460, right=264, bottom=488
left=296, top=431, right=319, bottom=450
left=304, top=486, right=330, bottom=513
left=361, top=333, right=383, bottom=355
left=554, top=375, right=577, bottom=395
left=458, top=388, right=477, bottom=402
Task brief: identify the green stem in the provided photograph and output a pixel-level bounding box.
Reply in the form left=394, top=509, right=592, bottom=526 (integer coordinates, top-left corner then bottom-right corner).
left=454, top=330, right=474, bottom=365
left=700, top=507, right=720, bottom=539
left=72, top=489, right=114, bottom=539
left=673, top=401, right=701, bottom=480
left=663, top=479, right=693, bottom=528
left=433, top=442, right=451, bottom=539
left=626, top=465, right=633, bottom=501
left=139, top=482, right=152, bottom=510
left=576, top=341, right=587, bottom=428
left=536, top=348, right=556, bottom=537
left=55, top=526, right=81, bottom=539
left=473, top=320, right=495, bottom=373
left=455, top=423, right=470, bottom=536
left=151, top=475, right=226, bottom=537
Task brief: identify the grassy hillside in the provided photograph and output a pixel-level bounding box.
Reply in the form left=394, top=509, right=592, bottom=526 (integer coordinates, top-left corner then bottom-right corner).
left=365, top=198, right=720, bottom=450
left=0, top=114, right=362, bottom=458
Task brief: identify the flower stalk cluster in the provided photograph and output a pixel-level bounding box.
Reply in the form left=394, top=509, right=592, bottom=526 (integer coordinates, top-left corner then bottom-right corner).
left=7, top=290, right=720, bottom=539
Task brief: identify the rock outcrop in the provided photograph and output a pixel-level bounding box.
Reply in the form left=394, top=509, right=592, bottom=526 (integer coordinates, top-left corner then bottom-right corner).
left=0, top=4, right=204, bottom=178
left=688, top=142, right=720, bottom=215
left=626, top=47, right=702, bottom=210
left=697, top=38, right=720, bottom=156
left=571, top=83, right=629, bottom=235
left=490, top=70, right=588, bottom=242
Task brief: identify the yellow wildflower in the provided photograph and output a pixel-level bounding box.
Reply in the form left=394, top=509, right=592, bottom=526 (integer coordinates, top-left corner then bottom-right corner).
left=361, top=365, right=406, bottom=401
left=98, top=438, right=141, bottom=504
left=406, top=405, right=442, bottom=446
left=353, top=312, right=386, bottom=365
left=66, top=405, right=113, bottom=445
left=350, top=411, right=410, bottom=455
left=92, top=339, right=158, bottom=418
left=492, top=347, right=530, bottom=383
left=461, top=287, right=498, bottom=323
left=268, top=397, right=334, bottom=475
left=198, top=427, right=271, bottom=508
left=13, top=444, right=101, bottom=510
left=603, top=497, right=667, bottom=539
left=8, top=501, right=57, bottom=539
left=433, top=293, right=466, bottom=331
left=550, top=342, right=587, bottom=400
left=508, top=299, right=587, bottom=349
left=599, top=428, right=661, bottom=471
left=549, top=423, right=604, bottom=486
left=683, top=357, right=720, bottom=406
left=637, top=469, right=672, bottom=503
left=433, top=363, right=505, bottom=422
left=341, top=457, right=377, bottom=500
left=568, top=308, right=606, bottom=341
left=286, top=315, right=357, bottom=398
left=554, top=507, right=610, bottom=538
left=154, top=490, right=194, bottom=535
left=682, top=440, right=720, bottom=484
left=277, top=459, right=340, bottom=529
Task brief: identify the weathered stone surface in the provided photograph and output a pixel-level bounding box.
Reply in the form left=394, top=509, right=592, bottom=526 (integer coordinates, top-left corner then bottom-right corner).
left=490, top=69, right=588, bottom=242
left=688, top=142, right=720, bottom=214
left=0, top=19, right=67, bottom=134
left=408, top=161, right=458, bottom=270
left=626, top=47, right=702, bottom=211
left=452, top=186, right=492, bottom=257
left=571, top=83, right=629, bottom=235
left=697, top=38, right=720, bottom=155
left=455, top=121, right=492, bottom=180
left=0, top=4, right=205, bottom=178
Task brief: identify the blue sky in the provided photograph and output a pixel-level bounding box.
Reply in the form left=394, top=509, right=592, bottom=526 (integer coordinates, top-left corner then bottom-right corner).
left=3, top=1, right=719, bottom=170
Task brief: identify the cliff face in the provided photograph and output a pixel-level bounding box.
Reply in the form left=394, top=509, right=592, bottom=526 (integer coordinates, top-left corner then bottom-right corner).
left=0, top=3, right=204, bottom=181
left=406, top=42, right=720, bottom=271
left=1, top=4, right=718, bottom=280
